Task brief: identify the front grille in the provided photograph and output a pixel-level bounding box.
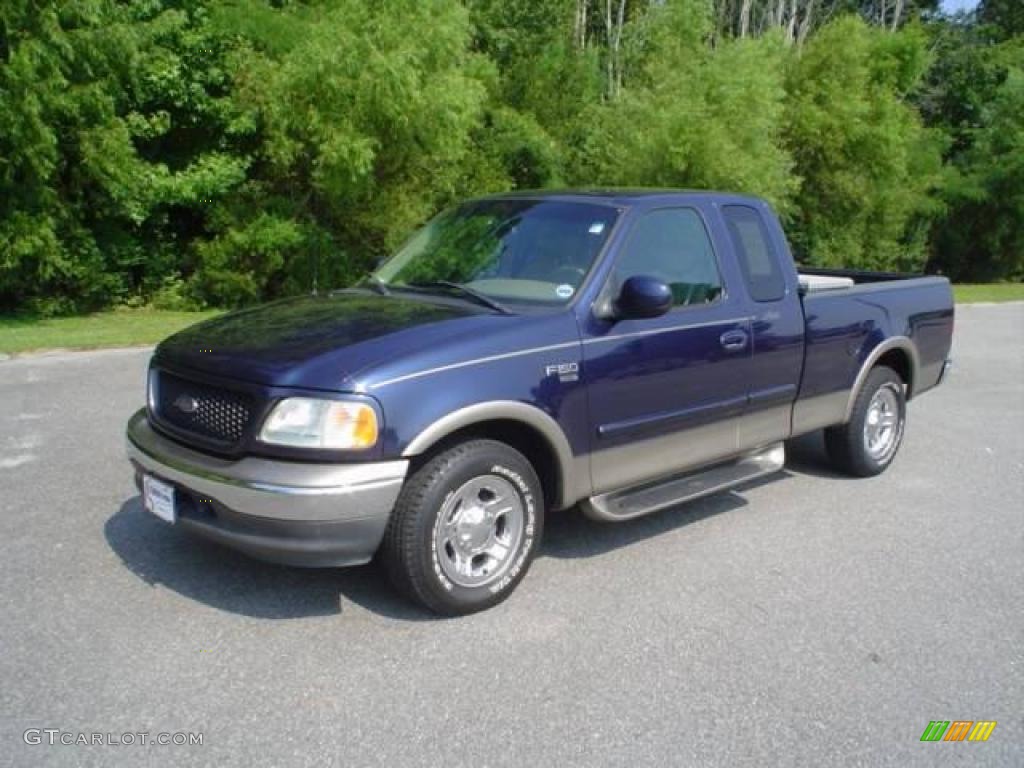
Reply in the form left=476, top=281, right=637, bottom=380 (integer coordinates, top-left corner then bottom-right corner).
left=154, top=370, right=254, bottom=447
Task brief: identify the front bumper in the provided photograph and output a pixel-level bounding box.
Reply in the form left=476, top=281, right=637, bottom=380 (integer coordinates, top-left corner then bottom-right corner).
left=125, top=409, right=408, bottom=567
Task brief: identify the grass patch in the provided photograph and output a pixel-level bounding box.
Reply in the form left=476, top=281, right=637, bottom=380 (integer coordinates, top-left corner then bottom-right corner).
left=0, top=309, right=222, bottom=355
left=953, top=283, right=1024, bottom=303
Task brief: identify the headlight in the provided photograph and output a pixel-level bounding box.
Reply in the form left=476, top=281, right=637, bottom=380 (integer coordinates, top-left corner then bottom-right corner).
left=259, top=398, right=379, bottom=450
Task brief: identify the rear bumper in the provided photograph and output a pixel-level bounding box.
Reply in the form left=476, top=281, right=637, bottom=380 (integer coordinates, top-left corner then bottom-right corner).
left=936, top=358, right=953, bottom=387
left=125, top=409, right=408, bottom=566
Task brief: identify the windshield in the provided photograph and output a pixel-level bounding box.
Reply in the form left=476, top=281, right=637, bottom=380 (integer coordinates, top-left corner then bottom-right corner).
left=373, top=199, right=620, bottom=306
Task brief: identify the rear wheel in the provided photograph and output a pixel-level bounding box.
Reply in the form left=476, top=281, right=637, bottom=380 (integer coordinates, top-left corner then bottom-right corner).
left=381, top=439, right=544, bottom=615
left=825, top=365, right=907, bottom=477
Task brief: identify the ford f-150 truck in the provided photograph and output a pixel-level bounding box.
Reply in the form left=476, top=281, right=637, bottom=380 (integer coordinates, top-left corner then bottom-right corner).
left=126, top=190, right=954, bottom=615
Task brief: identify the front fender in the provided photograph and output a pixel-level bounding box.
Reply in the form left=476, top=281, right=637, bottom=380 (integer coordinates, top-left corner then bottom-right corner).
left=403, top=400, right=583, bottom=509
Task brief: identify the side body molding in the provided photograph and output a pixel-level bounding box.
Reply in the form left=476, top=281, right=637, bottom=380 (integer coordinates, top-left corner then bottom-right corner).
left=403, top=401, right=581, bottom=510
left=844, top=336, right=920, bottom=421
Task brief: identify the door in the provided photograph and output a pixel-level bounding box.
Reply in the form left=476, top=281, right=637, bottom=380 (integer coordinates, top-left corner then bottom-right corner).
left=582, top=206, right=753, bottom=495
left=720, top=204, right=805, bottom=451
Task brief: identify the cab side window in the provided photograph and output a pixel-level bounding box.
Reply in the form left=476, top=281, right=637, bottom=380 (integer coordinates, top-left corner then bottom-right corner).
left=723, top=205, right=786, bottom=302
left=614, top=208, right=722, bottom=307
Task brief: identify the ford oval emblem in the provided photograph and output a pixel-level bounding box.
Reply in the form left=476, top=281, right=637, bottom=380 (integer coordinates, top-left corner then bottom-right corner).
left=174, top=394, right=199, bottom=414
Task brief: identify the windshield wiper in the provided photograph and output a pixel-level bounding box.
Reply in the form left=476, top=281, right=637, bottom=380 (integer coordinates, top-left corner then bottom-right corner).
left=406, top=281, right=512, bottom=315
left=358, top=274, right=390, bottom=296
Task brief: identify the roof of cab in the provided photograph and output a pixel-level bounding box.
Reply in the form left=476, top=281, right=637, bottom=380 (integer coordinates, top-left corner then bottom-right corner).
left=473, top=188, right=767, bottom=208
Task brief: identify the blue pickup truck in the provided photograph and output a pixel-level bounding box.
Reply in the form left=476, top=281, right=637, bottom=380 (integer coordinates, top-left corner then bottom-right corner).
left=126, top=190, right=954, bottom=614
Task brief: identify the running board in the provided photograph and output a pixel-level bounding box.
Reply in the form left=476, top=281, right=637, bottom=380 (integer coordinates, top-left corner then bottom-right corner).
left=582, top=443, right=786, bottom=522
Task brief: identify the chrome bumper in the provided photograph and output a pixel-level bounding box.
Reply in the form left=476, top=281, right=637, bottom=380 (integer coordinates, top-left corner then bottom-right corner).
left=125, top=409, right=408, bottom=566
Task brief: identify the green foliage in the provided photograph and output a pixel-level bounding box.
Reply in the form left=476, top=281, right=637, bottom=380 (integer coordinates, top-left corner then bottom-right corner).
left=465, top=0, right=599, bottom=185
left=932, top=64, right=1024, bottom=280
left=0, top=0, right=249, bottom=314
left=979, top=0, right=1024, bottom=40
left=784, top=17, right=945, bottom=270
left=0, top=0, right=1020, bottom=316
left=196, top=0, right=503, bottom=302
left=0, top=307, right=223, bottom=354
left=573, top=11, right=796, bottom=213
left=920, top=16, right=1024, bottom=281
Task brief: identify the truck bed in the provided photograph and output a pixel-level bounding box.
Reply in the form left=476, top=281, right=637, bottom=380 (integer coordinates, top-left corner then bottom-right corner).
left=792, top=273, right=954, bottom=435
left=797, top=266, right=927, bottom=294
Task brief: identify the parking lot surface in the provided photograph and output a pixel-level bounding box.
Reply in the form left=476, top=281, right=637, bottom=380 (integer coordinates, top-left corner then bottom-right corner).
left=1, top=303, right=1021, bottom=767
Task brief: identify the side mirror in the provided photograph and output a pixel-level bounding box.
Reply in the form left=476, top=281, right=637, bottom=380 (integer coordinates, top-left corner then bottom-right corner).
left=615, top=275, right=673, bottom=319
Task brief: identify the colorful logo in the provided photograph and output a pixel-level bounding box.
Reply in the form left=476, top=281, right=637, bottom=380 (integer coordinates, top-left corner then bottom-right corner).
left=920, top=721, right=997, bottom=742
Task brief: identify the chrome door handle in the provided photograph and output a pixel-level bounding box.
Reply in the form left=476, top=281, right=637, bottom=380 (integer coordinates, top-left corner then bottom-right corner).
left=719, top=330, right=748, bottom=351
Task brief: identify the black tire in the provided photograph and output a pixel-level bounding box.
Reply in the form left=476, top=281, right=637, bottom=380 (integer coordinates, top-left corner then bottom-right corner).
left=825, top=365, right=907, bottom=477
left=380, top=439, right=544, bottom=616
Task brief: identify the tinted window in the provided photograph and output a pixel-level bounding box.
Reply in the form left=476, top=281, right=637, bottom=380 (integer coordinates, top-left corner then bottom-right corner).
left=614, top=208, right=722, bottom=307
left=723, top=205, right=786, bottom=302
left=375, top=200, right=619, bottom=305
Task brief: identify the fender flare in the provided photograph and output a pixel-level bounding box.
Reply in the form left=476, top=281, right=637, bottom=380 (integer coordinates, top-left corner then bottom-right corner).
left=403, top=401, right=579, bottom=509
left=844, top=336, right=920, bottom=422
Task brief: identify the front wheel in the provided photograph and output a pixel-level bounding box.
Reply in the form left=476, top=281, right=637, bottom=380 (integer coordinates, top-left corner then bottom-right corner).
left=380, top=439, right=544, bottom=615
left=825, top=365, right=907, bottom=477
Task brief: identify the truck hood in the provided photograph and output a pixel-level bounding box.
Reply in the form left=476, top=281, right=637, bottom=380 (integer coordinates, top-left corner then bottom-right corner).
left=153, top=292, right=509, bottom=390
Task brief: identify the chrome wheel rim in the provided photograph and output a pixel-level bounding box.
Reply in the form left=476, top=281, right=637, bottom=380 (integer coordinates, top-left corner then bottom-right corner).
left=434, top=475, right=524, bottom=589
left=863, top=384, right=903, bottom=463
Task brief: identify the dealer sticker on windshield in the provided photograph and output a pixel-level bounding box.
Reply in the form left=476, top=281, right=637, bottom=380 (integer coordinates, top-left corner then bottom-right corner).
left=555, top=284, right=575, bottom=299
left=588, top=221, right=606, bottom=235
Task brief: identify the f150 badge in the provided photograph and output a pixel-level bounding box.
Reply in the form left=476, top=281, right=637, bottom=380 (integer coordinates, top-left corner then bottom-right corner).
left=545, top=362, right=579, bottom=383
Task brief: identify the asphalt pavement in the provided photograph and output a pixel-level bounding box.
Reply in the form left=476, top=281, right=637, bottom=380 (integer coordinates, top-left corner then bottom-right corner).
left=1, top=302, right=1021, bottom=767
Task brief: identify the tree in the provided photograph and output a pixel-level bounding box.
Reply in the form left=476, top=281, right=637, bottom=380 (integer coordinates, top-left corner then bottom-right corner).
left=783, top=16, right=944, bottom=270
left=572, top=1, right=797, bottom=212
left=978, top=0, right=1023, bottom=39
left=919, top=6, right=1023, bottom=279
left=184, top=0, right=500, bottom=304
left=1, top=0, right=1018, bottom=315
left=0, top=1, right=248, bottom=314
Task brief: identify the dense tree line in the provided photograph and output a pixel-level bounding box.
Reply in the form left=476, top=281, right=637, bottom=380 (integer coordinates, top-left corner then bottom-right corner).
left=0, top=0, right=1020, bottom=314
